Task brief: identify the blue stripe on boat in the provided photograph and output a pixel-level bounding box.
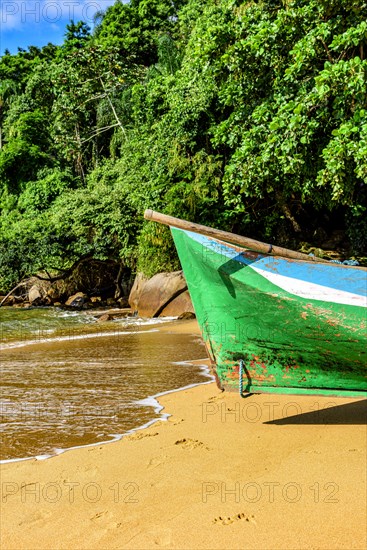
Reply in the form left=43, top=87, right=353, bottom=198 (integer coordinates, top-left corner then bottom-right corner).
left=182, top=230, right=367, bottom=298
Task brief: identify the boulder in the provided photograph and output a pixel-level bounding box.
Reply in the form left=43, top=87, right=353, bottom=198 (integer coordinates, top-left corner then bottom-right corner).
left=47, top=286, right=61, bottom=303
left=128, top=273, right=148, bottom=313
left=14, top=302, right=31, bottom=309
left=117, top=296, right=129, bottom=308
left=178, top=311, right=196, bottom=320
left=98, top=313, right=113, bottom=322
left=159, top=290, right=195, bottom=318
left=65, top=292, right=88, bottom=308
left=136, top=271, right=187, bottom=317
left=95, top=309, right=132, bottom=321
left=28, top=284, right=42, bottom=305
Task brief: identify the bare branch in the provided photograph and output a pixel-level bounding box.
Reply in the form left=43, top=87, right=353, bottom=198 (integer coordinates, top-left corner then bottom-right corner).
left=0, top=281, right=28, bottom=307
left=99, top=77, right=126, bottom=137
left=80, top=123, right=120, bottom=144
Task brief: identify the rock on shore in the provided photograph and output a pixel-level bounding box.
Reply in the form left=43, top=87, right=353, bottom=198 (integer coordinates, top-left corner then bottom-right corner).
left=2, top=268, right=195, bottom=320
left=129, top=271, right=195, bottom=318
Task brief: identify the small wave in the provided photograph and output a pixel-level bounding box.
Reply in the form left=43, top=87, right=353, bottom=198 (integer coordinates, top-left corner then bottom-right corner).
left=1, top=316, right=180, bottom=350
left=0, top=328, right=160, bottom=350
left=0, top=362, right=213, bottom=464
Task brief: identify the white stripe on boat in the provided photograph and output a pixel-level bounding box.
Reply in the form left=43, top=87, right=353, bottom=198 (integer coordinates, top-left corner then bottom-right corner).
left=180, top=229, right=366, bottom=308
left=251, top=266, right=367, bottom=308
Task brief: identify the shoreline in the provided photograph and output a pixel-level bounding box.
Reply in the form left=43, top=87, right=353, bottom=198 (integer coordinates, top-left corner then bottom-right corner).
left=1, top=319, right=366, bottom=549
left=0, top=357, right=212, bottom=466
left=0, top=319, right=208, bottom=465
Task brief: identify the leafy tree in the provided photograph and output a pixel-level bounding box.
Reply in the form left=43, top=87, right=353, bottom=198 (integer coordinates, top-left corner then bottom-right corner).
left=0, top=110, right=51, bottom=192
left=1, top=0, right=366, bottom=293
left=64, top=20, right=91, bottom=50
left=0, top=79, right=17, bottom=149
left=209, top=0, right=367, bottom=241
left=95, top=0, right=183, bottom=65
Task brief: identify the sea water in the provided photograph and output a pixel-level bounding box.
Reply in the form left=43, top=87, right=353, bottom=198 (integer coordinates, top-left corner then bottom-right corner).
left=0, top=307, right=209, bottom=461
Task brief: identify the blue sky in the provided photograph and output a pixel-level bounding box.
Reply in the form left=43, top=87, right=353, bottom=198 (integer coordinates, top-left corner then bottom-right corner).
left=0, top=1, right=116, bottom=55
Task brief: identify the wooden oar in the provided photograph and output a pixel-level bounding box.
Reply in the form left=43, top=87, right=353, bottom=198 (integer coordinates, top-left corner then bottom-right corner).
left=144, top=209, right=329, bottom=263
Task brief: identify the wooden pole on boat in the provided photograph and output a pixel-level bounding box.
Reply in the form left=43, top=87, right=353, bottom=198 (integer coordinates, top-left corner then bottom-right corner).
left=144, top=209, right=329, bottom=263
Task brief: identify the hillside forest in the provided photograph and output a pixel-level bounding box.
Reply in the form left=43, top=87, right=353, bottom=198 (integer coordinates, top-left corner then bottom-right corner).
left=0, top=0, right=366, bottom=295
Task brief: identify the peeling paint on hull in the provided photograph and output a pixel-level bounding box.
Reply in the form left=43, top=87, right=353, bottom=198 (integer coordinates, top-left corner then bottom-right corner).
left=171, top=228, right=367, bottom=398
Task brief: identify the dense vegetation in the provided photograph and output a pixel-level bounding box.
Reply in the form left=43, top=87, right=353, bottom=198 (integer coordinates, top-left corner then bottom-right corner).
left=1, top=0, right=366, bottom=292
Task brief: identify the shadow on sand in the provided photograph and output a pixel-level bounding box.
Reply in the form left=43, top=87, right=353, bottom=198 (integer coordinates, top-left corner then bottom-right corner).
left=265, top=399, right=367, bottom=425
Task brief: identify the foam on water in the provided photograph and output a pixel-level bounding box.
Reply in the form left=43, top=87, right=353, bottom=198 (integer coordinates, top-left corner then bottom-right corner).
left=0, top=311, right=210, bottom=463
left=0, top=314, right=176, bottom=350
left=0, top=364, right=213, bottom=465
left=1, top=361, right=214, bottom=464
left=0, top=328, right=159, bottom=350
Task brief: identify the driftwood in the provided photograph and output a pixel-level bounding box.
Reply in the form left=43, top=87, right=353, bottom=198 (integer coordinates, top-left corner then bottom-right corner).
left=33, top=256, right=95, bottom=283
left=0, top=257, right=96, bottom=307
left=0, top=257, right=128, bottom=307
left=0, top=280, right=28, bottom=307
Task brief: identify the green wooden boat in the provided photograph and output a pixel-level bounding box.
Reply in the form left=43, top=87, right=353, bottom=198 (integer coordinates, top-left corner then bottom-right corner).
left=144, top=210, right=367, bottom=398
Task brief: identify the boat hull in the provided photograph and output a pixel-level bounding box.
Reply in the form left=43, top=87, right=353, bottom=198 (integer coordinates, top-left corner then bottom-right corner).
left=171, top=228, right=367, bottom=397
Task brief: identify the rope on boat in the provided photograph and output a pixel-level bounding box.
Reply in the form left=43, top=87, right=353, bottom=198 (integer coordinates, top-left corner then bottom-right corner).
left=330, top=259, right=360, bottom=265
left=239, top=359, right=244, bottom=396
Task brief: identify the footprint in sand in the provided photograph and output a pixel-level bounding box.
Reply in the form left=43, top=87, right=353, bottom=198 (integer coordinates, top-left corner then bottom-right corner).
left=174, top=438, right=210, bottom=450
left=107, top=521, right=122, bottom=530
left=90, top=511, right=122, bottom=530
left=127, top=432, right=159, bottom=441
left=90, top=510, right=111, bottom=521
left=83, top=466, right=99, bottom=477
left=151, top=528, right=172, bottom=546
left=147, top=454, right=168, bottom=469
left=87, top=447, right=103, bottom=452
left=208, top=394, right=225, bottom=402
left=213, top=513, right=256, bottom=526
left=19, top=509, right=52, bottom=526
left=169, top=418, right=185, bottom=425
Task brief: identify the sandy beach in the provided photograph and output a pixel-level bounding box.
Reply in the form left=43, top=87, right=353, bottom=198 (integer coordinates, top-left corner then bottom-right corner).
left=1, top=320, right=366, bottom=549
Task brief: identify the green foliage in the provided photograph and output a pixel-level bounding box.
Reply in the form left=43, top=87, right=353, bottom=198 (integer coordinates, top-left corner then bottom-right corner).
left=0, top=0, right=366, bottom=291
left=94, top=0, right=181, bottom=65
left=193, top=0, right=367, bottom=243
left=137, top=223, right=180, bottom=277
left=0, top=211, right=64, bottom=290
left=17, top=169, right=75, bottom=212
left=0, top=110, right=51, bottom=190
left=64, top=20, right=91, bottom=49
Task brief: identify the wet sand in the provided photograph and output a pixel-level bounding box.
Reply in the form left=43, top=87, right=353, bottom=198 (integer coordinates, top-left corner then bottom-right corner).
left=1, top=320, right=366, bottom=549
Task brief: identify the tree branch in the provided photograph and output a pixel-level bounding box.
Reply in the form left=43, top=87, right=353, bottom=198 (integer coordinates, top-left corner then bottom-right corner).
left=80, top=123, right=120, bottom=144
left=319, top=37, right=334, bottom=63
left=33, top=256, right=95, bottom=282
left=0, top=280, right=28, bottom=307
left=275, top=191, right=301, bottom=233
left=99, top=77, right=126, bottom=137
